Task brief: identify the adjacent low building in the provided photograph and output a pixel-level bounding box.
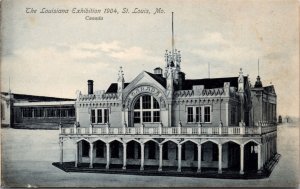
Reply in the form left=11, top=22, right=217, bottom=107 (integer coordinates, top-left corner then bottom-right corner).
left=1, top=92, right=75, bottom=129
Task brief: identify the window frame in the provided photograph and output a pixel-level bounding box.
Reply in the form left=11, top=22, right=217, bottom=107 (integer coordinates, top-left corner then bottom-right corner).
left=133, top=95, right=160, bottom=123
left=186, top=105, right=211, bottom=123
left=91, top=108, right=110, bottom=124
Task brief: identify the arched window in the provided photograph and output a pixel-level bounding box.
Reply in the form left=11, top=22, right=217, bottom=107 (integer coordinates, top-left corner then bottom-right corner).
left=133, top=95, right=160, bottom=123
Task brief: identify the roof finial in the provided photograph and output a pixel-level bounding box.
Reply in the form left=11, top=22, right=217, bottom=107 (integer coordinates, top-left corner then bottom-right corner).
left=172, top=12, right=174, bottom=59
left=208, top=62, right=210, bottom=78
left=8, top=76, right=11, bottom=93
left=258, top=58, right=260, bottom=76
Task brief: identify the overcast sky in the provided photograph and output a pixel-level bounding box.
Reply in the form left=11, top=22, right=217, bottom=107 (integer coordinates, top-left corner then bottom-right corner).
left=1, top=0, right=298, bottom=117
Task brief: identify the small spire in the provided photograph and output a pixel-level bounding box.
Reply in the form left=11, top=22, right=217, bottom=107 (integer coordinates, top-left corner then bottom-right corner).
left=117, top=66, right=124, bottom=82
left=258, top=58, right=260, bottom=76
left=239, top=68, right=243, bottom=75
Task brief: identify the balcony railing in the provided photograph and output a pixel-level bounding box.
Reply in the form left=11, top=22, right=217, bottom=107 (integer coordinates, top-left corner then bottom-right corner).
left=60, top=124, right=277, bottom=136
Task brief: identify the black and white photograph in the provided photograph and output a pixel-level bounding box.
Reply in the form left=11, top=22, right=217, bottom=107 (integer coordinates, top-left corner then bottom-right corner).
left=0, top=0, right=299, bottom=187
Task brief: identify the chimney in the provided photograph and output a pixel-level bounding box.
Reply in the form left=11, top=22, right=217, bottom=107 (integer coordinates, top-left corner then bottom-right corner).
left=154, top=67, right=163, bottom=77
left=178, top=72, right=185, bottom=90
left=87, top=80, right=94, bottom=94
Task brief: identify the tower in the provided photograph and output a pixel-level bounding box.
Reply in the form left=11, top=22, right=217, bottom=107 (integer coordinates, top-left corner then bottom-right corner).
left=254, top=59, right=263, bottom=88
left=117, top=66, right=125, bottom=99
left=164, top=12, right=182, bottom=84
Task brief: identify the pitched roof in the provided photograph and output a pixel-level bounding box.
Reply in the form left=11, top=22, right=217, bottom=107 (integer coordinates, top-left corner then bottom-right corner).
left=1, top=92, right=75, bottom=102
left=179, top=77, right=245, bottom=90
left=145, top=72, right=166, bottom=87
left=106, top=83, right=130, bottom=93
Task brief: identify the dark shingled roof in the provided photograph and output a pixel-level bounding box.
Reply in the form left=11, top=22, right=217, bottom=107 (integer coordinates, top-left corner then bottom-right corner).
left=1, top=92, right=75, bottom=102
left=145, top=72, right=166, bottom=87
left=105, top=73, right=246, bottom=93
left=180, top=77, right=240, bottom=90
left=106, top=83, right=130, bottom=93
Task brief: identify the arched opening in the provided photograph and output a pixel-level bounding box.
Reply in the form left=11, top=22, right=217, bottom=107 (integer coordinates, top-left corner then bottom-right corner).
left=80, top=140, right=90, bottom=158
left=126, top=140, right=141, bottom=167
left=201, top=141, right=219, bottom=169
left=94, top=140, right=105, bottom=158
left=180, top=141, right=198, bottom=170
left=224, top=141, right=240, bottom=171
left=162, top=140, right=178, bottom=170
left=109, top=140, right=123, bottom=168
left=132, top=94, right=160, bottom=127
left=244, top=141, right=258, bottom=171
left=144, top=140, right=159, bottom=169
left=77, top=140, right=90, bottom=165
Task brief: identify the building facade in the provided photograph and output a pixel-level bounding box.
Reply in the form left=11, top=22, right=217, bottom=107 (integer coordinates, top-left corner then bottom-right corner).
left=1, top=92, right=75, bottom=129
left=58, top=49, right=278, bottom=175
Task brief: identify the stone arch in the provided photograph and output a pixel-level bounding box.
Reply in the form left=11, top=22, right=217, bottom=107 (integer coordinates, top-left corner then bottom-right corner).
left=221, top=139, right=241, bottom=146
left=108, top=138, right=124, bottom=144
left=143, top=138, right=160, bottom=145
left=161, top=138, right=179, bottom=145
left=180, top=139, right=199, bottom=145
left=201, top=139, right=219, bottom=145
left=125, top=138, right=141, bottom=144
left=76, top=138, right=91, bottom=144
left=125, top=84, right=167, bottom=107
left=243, top=139, right=261, bottom=146
left=91, top=138, right=107, bottom=144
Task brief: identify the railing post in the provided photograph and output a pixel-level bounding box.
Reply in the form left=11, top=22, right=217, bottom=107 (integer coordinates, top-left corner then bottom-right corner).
left=178, top=121, right=182, bottom=134
left=141, top=123, right=144, bottom=134
left=59, top=123, right=62, bottom=134
left=123, top=122, right=127, bottom=134
left=89, top=124, right=93, bottom=134
left=74, top=122, right=77, bottom=134
left=159, top=122, right=163, bottom=135
left=258, top=124, right=262, bottom=134
left=106, top=123, right=109, bottom=134
left=219, top=121, right=223, bottom=135
left=198, top=122, right=202, bottom=135
left=239, top=121, right=245, bottom=135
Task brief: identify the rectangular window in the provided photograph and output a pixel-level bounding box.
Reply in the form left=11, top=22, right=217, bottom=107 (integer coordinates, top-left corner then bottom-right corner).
left=91, top=109, right=95, bottom=123
left=46, top=108, right=55, bottom=117
left=142, top=95, right=151, bottom=109
left=23, top=108, right=33, bottom=118
left=204, top=106, right=211, bottom=123
left=104, top=109, right=109, bottom=123
left=68, top=109, right=75, bottom=117
left=97, top=109, right=102, bottom=123
left=134, top=111, right=141, bottom=123
left=34, top=108, right=44, bottom=117
left=153, top=111, right=160, bottom=122
left=195, top=107, right=201, bottom=122
left=142, top=111, right=151, bottom=122
left=187, top=107, right=193, bottom=122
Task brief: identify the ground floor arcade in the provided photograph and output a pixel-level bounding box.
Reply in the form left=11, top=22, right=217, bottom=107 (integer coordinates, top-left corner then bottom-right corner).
left=59, top=134, right=277, bottom=174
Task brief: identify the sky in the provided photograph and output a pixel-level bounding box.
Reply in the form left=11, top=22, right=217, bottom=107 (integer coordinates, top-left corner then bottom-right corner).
left=1, top=0, right=299, bottom=117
